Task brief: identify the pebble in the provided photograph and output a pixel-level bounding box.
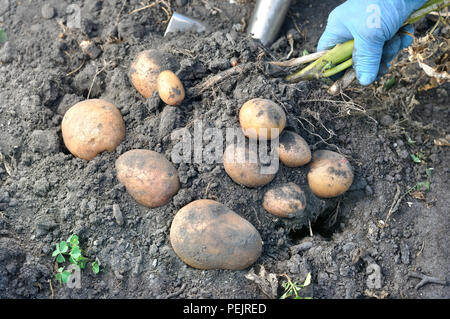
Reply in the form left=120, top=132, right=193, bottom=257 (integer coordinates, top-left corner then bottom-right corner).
left=400, top=241, right=410, bottom=265
left=112, top=204, right=124, bottom=226
left=176, top=0, right=187, bottom=6
left=289, top=242, right=313, bottom=254
left=41, top=4, right=55, bottom=19
left=379, top=114, right=394, bottom=127
left=366, top=263, right=382, bottom=289
left=0, top=41, right=15, bottom=63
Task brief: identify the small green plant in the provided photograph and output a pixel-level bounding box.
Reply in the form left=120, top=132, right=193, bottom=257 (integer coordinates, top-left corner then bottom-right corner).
left=411, top=152, right=426, bottom=164
left=0, top=28, right=7, bottom=43
left=52, top=234, right=100, bottom=284
left=280, top=273, right=312, bottom=299
left=384, top=77, right=396, bottom=91
left=408, top=167, right=433, bottom=195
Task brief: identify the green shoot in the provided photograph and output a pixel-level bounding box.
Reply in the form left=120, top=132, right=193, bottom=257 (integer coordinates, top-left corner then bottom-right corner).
left=280, top=273, right=312, bottom=299
left=52, top=234, right=100, bottom=285
left=407, top=137, right=416, bottom=145
left=0, top=28, right=6, bottom=43
left=384, top=77, right=397, bottom=91
left=407, top=167, right=433, bottom=195
left=55, top=267, right=71, bottom=285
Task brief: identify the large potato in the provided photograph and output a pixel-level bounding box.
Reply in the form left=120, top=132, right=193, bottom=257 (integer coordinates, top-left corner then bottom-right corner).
left=239, top=98, right=286, bottom=140
left=278, top=131, right=311, bottom=167
left=61, top=99, right=125, bottom=160
left=307, top=150, right=353, bottom=198
left=115, top=149, right=180, bottom=208
left=223, top=143, right=277, bottom=188
left=170, top=199, right=262, bottom=270
left=157, top=70, right=185, bottom=105
left=129, top=50, right=176, bottom=99
left=263, top=183, right=306, bottom=218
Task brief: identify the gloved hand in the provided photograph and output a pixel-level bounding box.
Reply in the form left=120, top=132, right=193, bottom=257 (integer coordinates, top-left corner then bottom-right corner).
left=317, top=0, right=427, bottom=85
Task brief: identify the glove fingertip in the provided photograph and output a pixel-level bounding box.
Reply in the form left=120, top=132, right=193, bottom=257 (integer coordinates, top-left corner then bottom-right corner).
left=357, top=72, right=377, bottom=86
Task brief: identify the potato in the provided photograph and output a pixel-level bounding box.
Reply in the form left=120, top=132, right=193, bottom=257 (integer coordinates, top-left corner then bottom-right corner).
left=129, top=50, right=176, bottom=99
left=157, top=70, right=185, bottom=105
left=223, top=143, right=277, bottom=188
left=278, top=131, right=311, bottom=167
left=170, top=199, right=262, bottom=270
left=239, top=98, right=286, bottom=140
left=115, top=149, right=180, bottom=208
left=307, top=150, right=353, bottom=198
left=263, top=183, right=306, bottom=218
left=61, top=99, right=125, bottom=160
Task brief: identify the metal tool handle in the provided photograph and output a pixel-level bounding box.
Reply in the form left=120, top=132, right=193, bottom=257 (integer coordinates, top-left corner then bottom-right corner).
left=247, top=0, right=292, bottom=46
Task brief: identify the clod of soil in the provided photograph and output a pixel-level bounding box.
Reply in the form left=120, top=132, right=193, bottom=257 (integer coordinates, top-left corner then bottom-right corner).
left=223, top=142, right=277, bottom=187
left=239, top=98, right=286, bottom=140
left=263, top=182, right=307, bottom=218
left=115, top=149, right=180, bottom=208
left=278, top=131, right=311, bottom=167
left=170, top=199, right=262, bottom=270
left=61, top=99, right=125, bottom=160
left=157, top=70, right=185, bottom=106
left=307, top=150, right=354, bottom=198
left=129, top=49, right=177, bottom=98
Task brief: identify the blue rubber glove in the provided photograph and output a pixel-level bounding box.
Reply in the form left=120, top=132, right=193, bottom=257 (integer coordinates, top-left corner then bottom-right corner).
left=317, top=0, right=427, bottom=85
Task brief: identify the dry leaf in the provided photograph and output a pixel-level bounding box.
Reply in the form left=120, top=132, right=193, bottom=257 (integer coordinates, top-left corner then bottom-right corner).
left=410, top=191, right=426, bottom=201
left=245, top=265, right=279, bottom=299
left=434, top=135, right=450, bottom=146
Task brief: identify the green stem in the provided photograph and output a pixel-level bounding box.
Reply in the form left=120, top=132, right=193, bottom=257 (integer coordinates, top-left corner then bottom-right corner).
left=322, top=58, right=353, bottom=78
left=286, top=40, right=354, bottom=81
left=405, top=0, right=449, bottom=24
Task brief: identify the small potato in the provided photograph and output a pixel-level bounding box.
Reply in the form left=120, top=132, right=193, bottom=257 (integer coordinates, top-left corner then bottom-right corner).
left=239, top=98, right=286, bottom=140
left=263, top=183, right=306, bottom=218
left=115, top=149, right=180, bottom=208
left=61, top=99, right=125, bottom=160
left=307, top=150, right=353, bottom=198
left=223, top=143, right=277, bottom=188
left=170, top=199, right=262, bottom=270
left=129, top=50, right=176, bottom=98
left=278, top=131, right=311, bottom=167
left=157, top=70, right=185, bottom=105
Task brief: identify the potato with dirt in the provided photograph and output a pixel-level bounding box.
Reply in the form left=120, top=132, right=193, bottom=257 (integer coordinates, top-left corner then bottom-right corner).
left=129, top=49, right=176, bottom=99
left=223, top=142, right=277, bottom=187
left=157, top=70, right=185, bottom=105
left=170, top=199, right=262, bottom=270
left=115, top=149, right=180, bottom=208
left=263, top=182, right=307, bottom=218
left=307, top=150, right=353, bottom=198
left=278, top=131, right=311, bottom=167
left=239, top=98, right=286, bottom=140
left=61, top=99, right=125, bottom=160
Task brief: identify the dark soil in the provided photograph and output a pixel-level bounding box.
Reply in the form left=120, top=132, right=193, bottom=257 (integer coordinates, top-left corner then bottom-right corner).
left=0, top=0, right=448, bottom=299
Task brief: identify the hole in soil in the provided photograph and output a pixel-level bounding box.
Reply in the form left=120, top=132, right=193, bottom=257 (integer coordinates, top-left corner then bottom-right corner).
left=289, top=204, right=342, bottom=241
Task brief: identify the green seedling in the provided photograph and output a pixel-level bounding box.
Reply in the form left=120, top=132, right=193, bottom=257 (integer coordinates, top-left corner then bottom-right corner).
left=384, top=77, right=397, bottom=91
left=407, top=168, right=433, bottom=194
left=0, top=28, right=6, bottom=43
left=407, top=137, right=416, bottom=145
left=52, top=234, right=100, bottom=285
left=55, top=267, right=71, bottom=284
left=280, top=273, right=312, bottom=299
left=411, top=152, right=426, bottom=164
